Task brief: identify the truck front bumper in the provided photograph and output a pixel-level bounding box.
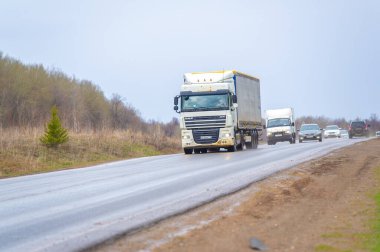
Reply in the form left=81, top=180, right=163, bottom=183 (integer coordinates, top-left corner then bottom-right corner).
left=181, top=128, right=235, bottom=149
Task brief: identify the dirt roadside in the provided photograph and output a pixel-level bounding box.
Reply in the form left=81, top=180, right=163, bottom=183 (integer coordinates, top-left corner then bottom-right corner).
left=93, top=139, right=380, bottom=252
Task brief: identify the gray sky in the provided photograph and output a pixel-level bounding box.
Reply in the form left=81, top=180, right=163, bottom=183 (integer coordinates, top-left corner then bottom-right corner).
left=1, top=0, right=379, bottom=122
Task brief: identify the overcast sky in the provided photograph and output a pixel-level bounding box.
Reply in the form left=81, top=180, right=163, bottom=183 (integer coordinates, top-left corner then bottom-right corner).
left=1, top=0, right=379, bottom=122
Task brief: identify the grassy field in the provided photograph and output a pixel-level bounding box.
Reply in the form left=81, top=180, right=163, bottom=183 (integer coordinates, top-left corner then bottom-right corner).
left=315, top=166, right=380, bottom=252
left=0, top=128, right=181, bottom=178
left=368, top=167, right=380, bottom=252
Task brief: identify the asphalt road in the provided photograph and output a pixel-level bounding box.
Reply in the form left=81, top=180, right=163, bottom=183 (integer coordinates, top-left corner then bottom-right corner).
left=0, top=138, right=366, bottom=252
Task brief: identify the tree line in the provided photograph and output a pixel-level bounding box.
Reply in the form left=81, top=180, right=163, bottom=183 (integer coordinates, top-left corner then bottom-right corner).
left=1, top=52, right=378, bottom=137
left=0, top=52, right=179, bottom=136
left=296, top=114, right=380, bottom=132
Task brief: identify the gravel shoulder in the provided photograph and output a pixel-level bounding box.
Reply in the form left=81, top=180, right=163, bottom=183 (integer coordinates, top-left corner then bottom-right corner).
left=93, top=138, right=380, bottom=252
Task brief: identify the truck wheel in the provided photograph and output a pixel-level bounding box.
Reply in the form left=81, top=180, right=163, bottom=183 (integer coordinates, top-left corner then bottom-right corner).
left=227, top=139, right=237, bottom=152
left=252, top=131, right=258, bottom=149
left=200, top=148, right=208, bottom=154
left=184, top=148, right=193, bottom=154
left=227, top=145, right=237, bottom=152
left=228, top=132, right=238, bottom=152
left=245, top=141, right=252, bottom=149
left=236, top=133, right=244, bottom=151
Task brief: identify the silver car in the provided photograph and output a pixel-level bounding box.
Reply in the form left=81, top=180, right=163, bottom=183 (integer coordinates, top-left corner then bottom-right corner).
left=340, top=129, right=349, bottom=138
left=324, top=125, right=341, bottom=138
left=299, top=124, right=322, bottom=143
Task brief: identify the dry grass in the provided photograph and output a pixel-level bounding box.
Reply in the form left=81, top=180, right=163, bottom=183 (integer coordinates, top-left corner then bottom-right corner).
left=0, top=127, right=181, bottom=178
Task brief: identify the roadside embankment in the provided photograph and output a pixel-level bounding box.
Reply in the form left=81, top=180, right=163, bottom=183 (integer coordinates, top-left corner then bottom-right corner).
left=0, top=128, right=181, bottom=178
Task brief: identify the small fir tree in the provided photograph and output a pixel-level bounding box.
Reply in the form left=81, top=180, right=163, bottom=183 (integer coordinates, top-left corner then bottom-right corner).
left=40, top=106, right=69, bottom=148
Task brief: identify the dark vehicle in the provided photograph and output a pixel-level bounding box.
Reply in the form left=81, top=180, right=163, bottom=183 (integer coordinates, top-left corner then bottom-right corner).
left=349, top=121, right=370, bottom=138
left=298, top=124, right=322, bottom=143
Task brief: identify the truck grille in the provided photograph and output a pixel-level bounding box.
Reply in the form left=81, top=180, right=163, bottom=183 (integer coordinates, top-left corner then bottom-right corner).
left=184, top=115, right=226, bottom=129
left=192, top=128, right=220, bottom=144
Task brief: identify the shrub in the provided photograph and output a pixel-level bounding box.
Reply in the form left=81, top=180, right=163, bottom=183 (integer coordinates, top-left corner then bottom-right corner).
left=40, top=106, right=69, bottom=148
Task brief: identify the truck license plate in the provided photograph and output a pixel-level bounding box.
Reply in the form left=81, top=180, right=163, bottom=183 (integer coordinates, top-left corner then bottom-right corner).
left=275, top=134, right=282, bottom=137
left=200, top=136, right=212, bottom=140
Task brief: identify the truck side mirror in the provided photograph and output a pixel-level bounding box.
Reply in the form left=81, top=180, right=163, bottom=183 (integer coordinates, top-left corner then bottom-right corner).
left=173, top=105, right=178, bottom=111
left=232, top=95, right=237, bottom=103
left=174, top=96, right=179, bottom=105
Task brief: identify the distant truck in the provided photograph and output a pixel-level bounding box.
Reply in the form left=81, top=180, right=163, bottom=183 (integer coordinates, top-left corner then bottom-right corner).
left=174, top=70, right=262, bottom=154
left=265, top=108, right=296, bottom=145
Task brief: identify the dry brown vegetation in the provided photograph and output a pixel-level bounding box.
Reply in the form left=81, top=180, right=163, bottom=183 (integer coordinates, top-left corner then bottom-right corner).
left=0, top=127, right=181, bottom=178
left=0, top=53, right=182, bottom=178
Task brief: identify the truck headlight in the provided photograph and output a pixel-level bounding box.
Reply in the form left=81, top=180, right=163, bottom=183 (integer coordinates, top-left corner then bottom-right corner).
left=267, top=132, right=272, bottom=137
left=222, top=133, right=231, bottom=138
left=285, top=130, right=291, bottom=134
left=182, top=134, right=191, bottom=139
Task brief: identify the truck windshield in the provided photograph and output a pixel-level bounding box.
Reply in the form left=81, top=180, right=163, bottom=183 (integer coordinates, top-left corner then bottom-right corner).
left=267, top=118, right=291, bottom=128
left=181, top=94, right=229, bottom=112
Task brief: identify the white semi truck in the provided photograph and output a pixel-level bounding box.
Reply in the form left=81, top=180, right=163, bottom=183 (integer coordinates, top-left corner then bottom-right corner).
left=265, top=108, right=296, bottom=145
left=173, top=70, right=262, bottom=154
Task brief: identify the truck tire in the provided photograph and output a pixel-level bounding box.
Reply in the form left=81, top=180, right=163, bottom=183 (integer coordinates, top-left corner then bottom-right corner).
left=227, top=139, right=237, bottom=152
left=236, top=132, right=243, bottom=151
left=194, top=149, right=201, bottom=154
left=184, top=148, right=193, bottom=154
left=228, top=132, right=238, bottom=152
left=237, top=144, right=243, bottom=151
left=245, top=139, right=253, bottom=149
left=252, top=130, right=258, bottom=149
left=227, top=145, right=237, bottom=152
